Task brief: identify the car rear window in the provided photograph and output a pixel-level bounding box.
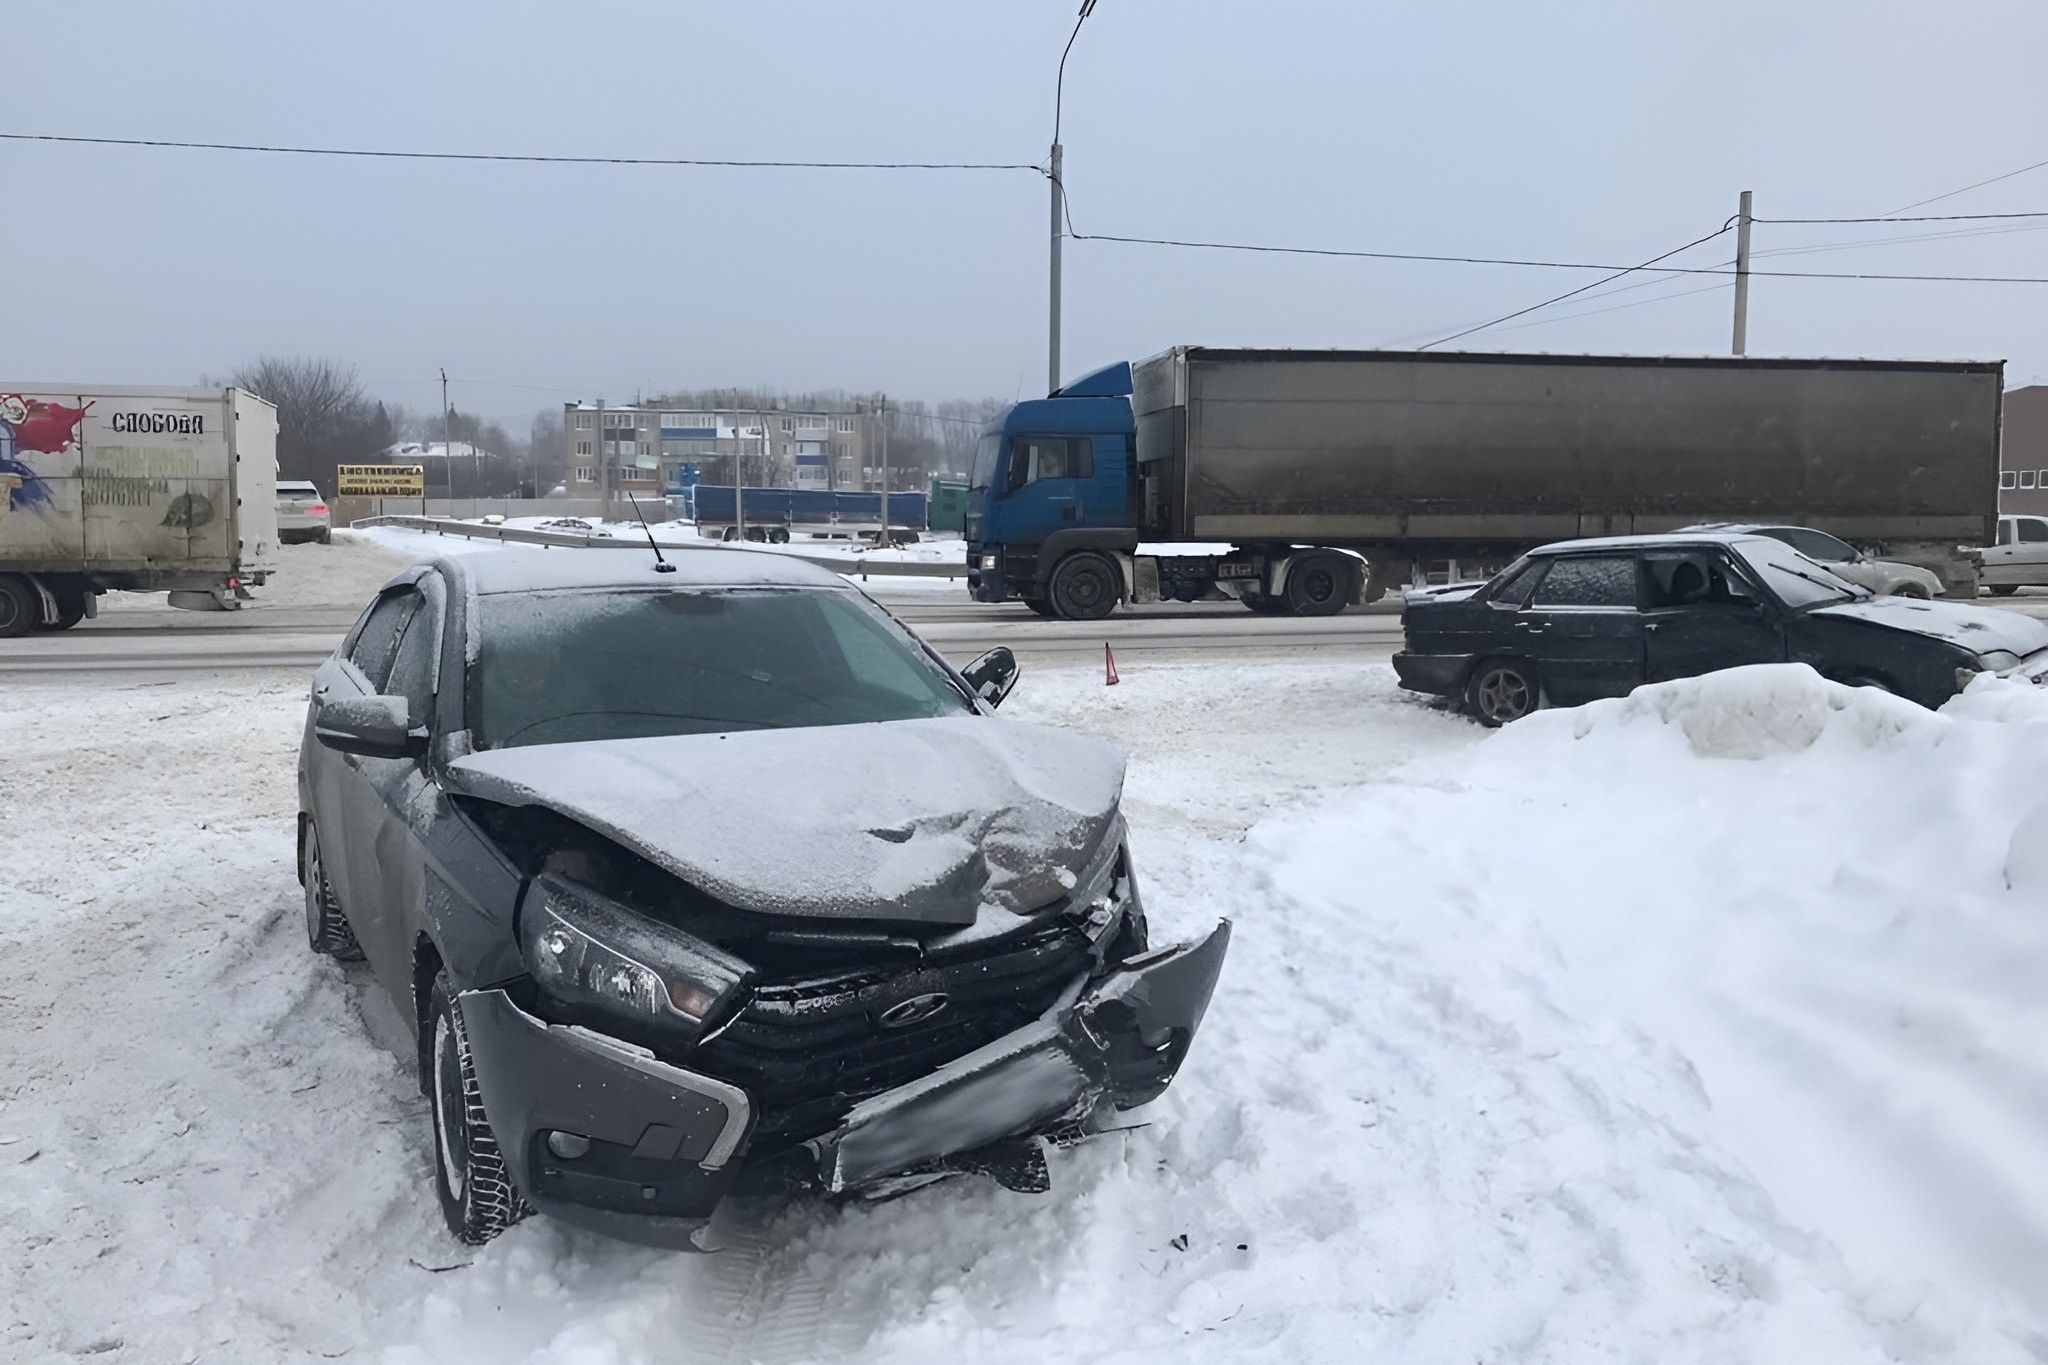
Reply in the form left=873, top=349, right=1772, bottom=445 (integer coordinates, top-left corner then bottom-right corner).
left=1531, top=556, right=1636, bottom=608
left=472, top=587, right=973, bottom=749
left=278, top=485, right=323, bottom=501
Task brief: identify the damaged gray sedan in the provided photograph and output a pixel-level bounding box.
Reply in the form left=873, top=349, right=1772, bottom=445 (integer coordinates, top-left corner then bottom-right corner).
left=296, top=549, right=1228, bottom=1247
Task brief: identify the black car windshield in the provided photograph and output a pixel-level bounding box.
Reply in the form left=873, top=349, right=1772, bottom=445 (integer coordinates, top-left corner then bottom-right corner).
left=1729, top=538, right=1868, bottom=609
left=473, top=587, right=972, bottom=749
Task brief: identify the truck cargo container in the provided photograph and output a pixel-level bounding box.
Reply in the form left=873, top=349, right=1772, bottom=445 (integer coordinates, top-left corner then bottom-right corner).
left=0, top=385, right=279, bottom=635
left=965, top=348, right=2002, bottom=619
left=691, top=486, right=928, bottom=543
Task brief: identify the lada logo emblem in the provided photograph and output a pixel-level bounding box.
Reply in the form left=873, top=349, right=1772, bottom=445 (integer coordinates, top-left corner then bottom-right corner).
left=878, top=992, right=950, bottom=1029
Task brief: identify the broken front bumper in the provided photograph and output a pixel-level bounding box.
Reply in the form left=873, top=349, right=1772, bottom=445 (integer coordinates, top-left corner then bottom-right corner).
left=458, top=919, right=1230, bottom=1245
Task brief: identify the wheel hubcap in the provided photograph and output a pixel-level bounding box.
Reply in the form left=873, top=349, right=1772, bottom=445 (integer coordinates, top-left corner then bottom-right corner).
left=1480, top=670, right=1530, bottom=720
left=433, top=1015, right=468, bottom=1202
left=1299, top=569, right=1336, bottom=603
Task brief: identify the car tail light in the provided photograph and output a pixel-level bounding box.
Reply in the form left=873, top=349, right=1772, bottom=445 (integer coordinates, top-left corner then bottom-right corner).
left=308, top=503, right=328, bottom=514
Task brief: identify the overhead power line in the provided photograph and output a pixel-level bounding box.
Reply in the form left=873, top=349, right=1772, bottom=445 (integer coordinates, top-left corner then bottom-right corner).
left=1758, top=210, right=2048, bottom=223
left=0, top=131, right=1042, bottom=173
left=1888, top=156, right=2048, bottom=215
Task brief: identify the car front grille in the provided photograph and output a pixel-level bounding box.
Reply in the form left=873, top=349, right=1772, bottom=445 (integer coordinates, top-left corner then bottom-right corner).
left=694, top=923, right=1093, bottom=1151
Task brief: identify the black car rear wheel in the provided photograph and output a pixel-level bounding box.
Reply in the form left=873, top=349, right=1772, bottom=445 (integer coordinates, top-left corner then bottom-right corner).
left=1988, top=584, right=2020, bottom=597
left=1467, top=659, right=1539, bottom=727
left=300, top=821, right=365, bottom=961
left=427, top=974, right=527, bottom=1246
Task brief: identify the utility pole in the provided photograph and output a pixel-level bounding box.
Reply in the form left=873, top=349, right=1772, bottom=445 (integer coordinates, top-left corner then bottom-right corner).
left=597, top=396, right=610, bottom=522
left=1048, top=143, right=1063, bottom=396
left=1732, top=189, right=1754, bottom=356
left=1048, top=1, right=1097, bottom=396
left=440, top=368, right=451, bottom=510
left=877, top=394, right=889, bottom=548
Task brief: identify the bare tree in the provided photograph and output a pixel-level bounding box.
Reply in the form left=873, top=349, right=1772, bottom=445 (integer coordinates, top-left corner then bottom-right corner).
left=231, top=356, right=381, bottom=493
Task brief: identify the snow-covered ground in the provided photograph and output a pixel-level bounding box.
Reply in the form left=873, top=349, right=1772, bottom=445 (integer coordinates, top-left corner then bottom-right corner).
left=6, top=649, right=2048, bottom=1361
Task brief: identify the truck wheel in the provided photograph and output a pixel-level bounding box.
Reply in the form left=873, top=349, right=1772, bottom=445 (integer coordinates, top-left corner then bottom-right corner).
left=1023, top=596, right=1058, bottom=617
left=1466, top=659, right=1539, bottom=727
left=427, top=974, right=528, bottom=1246
left=1241, top=591, right=1290, bottom=615
left=34, top=585, right=88, bottom=631
left=1049, top=552, right=1121, bottom=621
left=1283, top=554, right=1352, bottom=617
left=0, top=576, right=35, bottom=638
left=301, top=821, right=365, bottom=961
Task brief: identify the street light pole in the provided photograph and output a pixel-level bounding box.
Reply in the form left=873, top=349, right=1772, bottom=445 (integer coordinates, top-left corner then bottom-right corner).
left=1731, top=189, right=1754, bottom=356
left=1049, top=0, right=1097, bottom=397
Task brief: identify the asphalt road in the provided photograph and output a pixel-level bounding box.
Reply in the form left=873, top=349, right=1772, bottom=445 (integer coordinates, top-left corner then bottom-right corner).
left=0, top=589, right=1407, bottom=680
left=8, top=581, right=2047, bottom=682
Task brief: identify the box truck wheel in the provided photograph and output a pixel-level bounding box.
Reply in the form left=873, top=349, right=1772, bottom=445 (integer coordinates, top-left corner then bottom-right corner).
left=1049, top=552, right=1121, bottom=620
left=42, top=586, right=88, bottom=631
left=1284, top=553, right=1352, bottom=616
left=0, top=576, right=36, bottom=638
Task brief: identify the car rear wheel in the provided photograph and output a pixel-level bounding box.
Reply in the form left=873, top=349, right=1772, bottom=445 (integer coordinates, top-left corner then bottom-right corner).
left=1988, top=584, right=2020, bottom=597
left=318, top=528, right=332, bottom=545
left=1888, top=583, right=1931, bottom=599
left=301, top=821, right=365, bottom=961
left=1466, top=659, right=1539, bottom=727
left=427, top=974, right=527, bottom=1246
left=1048, top=552, right=1121, bottom=621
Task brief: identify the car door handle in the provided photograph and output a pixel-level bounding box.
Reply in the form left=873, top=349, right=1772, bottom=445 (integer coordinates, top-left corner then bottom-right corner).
left=1515, top=621, right=1546, bottom=634
left=1644, top=622, right=1660, bottom=633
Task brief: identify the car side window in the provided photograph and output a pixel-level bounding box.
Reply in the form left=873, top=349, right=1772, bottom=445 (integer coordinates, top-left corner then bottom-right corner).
left=384, top=580, right=445, bottom=728
left=1531, top=555, right=1636, bottom=608
left=2022, top=519, right=2048, bottom=544
left=349, top=590, right=420, bottom=691
left=1645, top=552, right=1761, bottom=608
left=1005, top=435, right=1093, bottom=493
left=1487, top=558, right=1546, bottom=608
left=1997, top=520, right=2013, bottom=546
left=1782, top=528, right=1854, bottom=562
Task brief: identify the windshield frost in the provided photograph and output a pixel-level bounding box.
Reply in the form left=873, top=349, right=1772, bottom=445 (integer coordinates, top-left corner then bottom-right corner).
left=474, top=588, right=972, bottom=749
left=1730, top=538, right=1866, bottom=609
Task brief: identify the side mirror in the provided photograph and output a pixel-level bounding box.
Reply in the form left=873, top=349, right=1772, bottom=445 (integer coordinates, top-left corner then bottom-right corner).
left=961, top=647, right=1020, bottom=709
left=315, top=694, right=428, bottom=759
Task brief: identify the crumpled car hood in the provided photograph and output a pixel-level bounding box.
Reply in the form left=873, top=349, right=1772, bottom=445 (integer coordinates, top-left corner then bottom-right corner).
left=448, top=717, right=1126, bottom=926
left=1812, top=596, right=2048, bottom=657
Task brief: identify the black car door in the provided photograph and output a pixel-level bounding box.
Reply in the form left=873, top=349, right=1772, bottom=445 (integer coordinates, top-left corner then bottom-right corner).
left=1521, top=553, right=1644, bottom=705
left=1640, top=548, right=1785, bottom=682
left=339, top=574, right=446, bottom=1009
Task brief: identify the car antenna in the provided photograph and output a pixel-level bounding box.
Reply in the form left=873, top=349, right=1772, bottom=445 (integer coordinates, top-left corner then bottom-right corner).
left=625, top=494, right=676, bottom=572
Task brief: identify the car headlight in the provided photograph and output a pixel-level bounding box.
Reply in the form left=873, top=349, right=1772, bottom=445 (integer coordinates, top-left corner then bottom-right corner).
left=519, top=873, right=753, bottom=1045
left=1977, top=650, right=2023, bottom=673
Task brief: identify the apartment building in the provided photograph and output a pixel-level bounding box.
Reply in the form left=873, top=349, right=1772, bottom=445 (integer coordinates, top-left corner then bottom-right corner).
left=2001, top=385, right=2048, bottom=517
left=563, top=402, right=878, bottom=496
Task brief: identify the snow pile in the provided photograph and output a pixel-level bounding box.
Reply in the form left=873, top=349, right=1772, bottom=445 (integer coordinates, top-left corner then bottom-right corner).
left=11, top=661, right=2048, bottom=1361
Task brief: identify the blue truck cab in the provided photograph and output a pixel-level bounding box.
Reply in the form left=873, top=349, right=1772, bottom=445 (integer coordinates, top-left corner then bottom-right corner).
left=967, top=362, right=1139, bottom=617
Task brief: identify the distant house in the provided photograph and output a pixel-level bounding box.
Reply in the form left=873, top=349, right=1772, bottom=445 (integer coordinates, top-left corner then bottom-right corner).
left=377, top=440, right=506, bottom=495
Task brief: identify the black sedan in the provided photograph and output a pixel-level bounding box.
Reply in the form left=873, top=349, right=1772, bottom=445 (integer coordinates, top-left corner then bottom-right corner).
left=1394, top=532, right=2048, bottom=725
left=297, top=548, right=1227, bottom=1247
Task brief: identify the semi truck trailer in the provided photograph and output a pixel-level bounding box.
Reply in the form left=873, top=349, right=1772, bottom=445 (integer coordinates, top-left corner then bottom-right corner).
left=964, top=348, right=2003, bottom=619
left=0, top=385, right=279, bottom=636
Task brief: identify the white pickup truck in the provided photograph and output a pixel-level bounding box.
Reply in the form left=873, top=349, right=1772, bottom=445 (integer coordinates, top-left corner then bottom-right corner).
left=0, top=385, right=279, bottom=635
left=1980, top=515, right=2048, bottom=596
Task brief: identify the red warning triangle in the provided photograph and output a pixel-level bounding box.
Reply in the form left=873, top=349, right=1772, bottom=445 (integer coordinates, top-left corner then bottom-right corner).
left=1105, top=643, right=1120, bottom=686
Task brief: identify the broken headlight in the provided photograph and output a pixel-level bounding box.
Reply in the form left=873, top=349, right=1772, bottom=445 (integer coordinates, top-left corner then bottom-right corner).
left=519, top=873, right=754, bottom=1046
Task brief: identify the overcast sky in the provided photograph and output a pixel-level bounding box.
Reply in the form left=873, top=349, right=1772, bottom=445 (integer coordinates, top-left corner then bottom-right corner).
left=6, top=1, right=2046, bottom=426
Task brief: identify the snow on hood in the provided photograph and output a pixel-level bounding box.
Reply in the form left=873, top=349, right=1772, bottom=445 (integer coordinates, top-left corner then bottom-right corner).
left=1811, top=595, right=2048, bottom=658
left=447, top=717, right=1125, bottom=925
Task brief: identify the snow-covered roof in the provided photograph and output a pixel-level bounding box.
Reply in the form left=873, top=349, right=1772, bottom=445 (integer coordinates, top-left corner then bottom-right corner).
left=434, top=542, right=847, bottom=596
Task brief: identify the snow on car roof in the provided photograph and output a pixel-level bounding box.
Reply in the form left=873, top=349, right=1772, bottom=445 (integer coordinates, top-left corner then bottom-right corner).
left=435, top=543, right=850, bottom=596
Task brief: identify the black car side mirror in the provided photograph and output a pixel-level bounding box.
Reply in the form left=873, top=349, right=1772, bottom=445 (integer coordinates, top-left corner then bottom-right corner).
left=961, top=647, right=1020, bottom=709
left=315, top=694, right=428, bottom=759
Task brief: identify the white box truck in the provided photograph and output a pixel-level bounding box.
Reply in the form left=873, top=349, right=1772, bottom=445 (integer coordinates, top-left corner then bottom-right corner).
left=0, top=385, right=279, bottom=636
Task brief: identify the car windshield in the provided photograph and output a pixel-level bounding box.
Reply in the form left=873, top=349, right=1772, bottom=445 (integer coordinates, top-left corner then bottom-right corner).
left=473, top=587, right=973, bottom=749
left=968, top=426, right=1003, bottom=493
left=1729, top=538, right=1868, bottom=609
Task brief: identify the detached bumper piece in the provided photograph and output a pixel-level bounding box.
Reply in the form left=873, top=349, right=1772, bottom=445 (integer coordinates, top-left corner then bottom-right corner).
left=809, top=919, right=1231, bottom=1195
left=458, top=988, right=753, bottom=1249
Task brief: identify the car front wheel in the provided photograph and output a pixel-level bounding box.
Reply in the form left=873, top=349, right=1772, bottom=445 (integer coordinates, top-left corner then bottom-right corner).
left=427, top=974, right=527, bottom=1245
left=1466, top=658, right=1539, bottom=727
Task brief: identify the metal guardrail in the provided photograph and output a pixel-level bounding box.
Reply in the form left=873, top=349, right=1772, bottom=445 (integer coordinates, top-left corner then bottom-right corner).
left=347, top=515, right=968, bottom=578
